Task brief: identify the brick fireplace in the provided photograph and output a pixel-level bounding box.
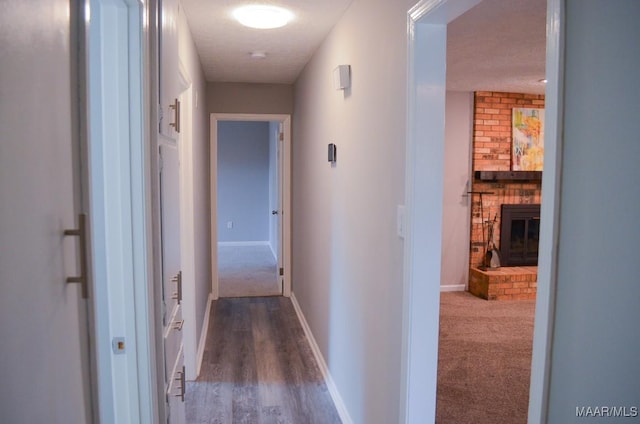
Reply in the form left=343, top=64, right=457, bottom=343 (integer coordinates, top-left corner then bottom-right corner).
left=468, top=91, right=544, bottom=300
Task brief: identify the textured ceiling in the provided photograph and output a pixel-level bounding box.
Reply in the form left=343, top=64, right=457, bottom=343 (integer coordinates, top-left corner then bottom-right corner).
left=182, top=0, right=354, bottom=84
left=447, top=0, right=547, bottom=94
left=182, top=0, right=547, bottom=93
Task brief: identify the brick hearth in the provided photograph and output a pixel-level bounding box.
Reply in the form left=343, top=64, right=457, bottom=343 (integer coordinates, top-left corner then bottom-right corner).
left=469, top=266, right=537, bottom=300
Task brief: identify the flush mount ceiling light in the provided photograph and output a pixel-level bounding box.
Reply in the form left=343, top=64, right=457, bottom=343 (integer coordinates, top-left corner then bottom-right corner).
left=233, top=5, right=294, bottom=29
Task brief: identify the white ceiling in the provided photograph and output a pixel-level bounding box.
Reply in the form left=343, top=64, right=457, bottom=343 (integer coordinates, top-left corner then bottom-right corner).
left=182, top=0, right=547, bottom=93
left=447, top=0, right=547, bottom=94
left=182, top=0, right=354, bottom=84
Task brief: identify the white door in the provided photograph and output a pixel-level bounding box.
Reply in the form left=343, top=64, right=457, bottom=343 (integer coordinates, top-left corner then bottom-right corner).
left=0, top=0, right=93, bottom=422
left=160, top=143, right=186, bottom=424
left=159, top=0, right=181, bottom=138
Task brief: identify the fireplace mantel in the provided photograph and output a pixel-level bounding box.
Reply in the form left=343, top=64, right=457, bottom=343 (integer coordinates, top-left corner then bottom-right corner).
left=474, top=170, right=542, bottom=182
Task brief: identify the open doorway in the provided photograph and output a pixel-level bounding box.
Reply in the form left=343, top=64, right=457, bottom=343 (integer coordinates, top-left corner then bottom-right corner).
left=435, top=2, right=546, bottom=423
left=210, top=114, right=292, bottom=300
left=402, top=0, right=560, bottom=422
left=216, top=120, right=281, bottom=297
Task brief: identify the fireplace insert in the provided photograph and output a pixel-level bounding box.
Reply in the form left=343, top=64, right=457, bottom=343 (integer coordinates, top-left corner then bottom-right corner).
left=500, top=204, right=541, bottom=266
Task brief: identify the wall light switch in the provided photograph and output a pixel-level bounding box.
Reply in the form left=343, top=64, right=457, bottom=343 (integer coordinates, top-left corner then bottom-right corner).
left=333, top=65, right=351, bottom=90
left=227, top=221, right=233, bottom=229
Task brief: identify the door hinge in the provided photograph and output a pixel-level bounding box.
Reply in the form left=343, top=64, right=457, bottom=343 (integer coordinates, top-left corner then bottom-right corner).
left=279, top=132, right=284, bottom=141
left=279, top=267, right=284, bottom=276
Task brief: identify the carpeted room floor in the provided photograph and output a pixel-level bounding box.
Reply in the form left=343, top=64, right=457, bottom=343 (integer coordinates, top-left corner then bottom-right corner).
left=218, top=244, right=280, bottom=298
left=436, top=291, right=536, bottom=424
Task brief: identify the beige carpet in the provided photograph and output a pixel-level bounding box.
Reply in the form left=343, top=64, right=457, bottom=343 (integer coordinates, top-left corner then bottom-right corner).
left=218, top=244, right=280, bottom=298
left=436, top=291, right=535, bottom=424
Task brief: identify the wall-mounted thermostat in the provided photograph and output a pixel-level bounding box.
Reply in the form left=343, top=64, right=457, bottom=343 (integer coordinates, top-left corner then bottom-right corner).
left=328, top=143, right=337, bottom=162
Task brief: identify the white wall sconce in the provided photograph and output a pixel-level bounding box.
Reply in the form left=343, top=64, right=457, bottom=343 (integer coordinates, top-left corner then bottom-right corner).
left=333, top=65, right=351, bottom=90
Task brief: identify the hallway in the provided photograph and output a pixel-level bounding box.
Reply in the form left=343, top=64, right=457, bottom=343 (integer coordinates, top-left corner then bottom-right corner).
left=186, top=297, right=341, bottom=423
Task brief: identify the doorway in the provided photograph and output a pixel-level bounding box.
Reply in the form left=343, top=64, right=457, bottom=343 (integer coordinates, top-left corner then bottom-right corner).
left=216, top=120, right=281, bottom=297
left=210, top=114, right=292, bottom=300
left=402, top=0, right=562, bottom=422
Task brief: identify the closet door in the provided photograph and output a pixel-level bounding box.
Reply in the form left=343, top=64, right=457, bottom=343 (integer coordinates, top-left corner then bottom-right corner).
left=0, top=0, right=93, bottom=421
left=159, top=0, right=181, bottom=138
left=159, top=143, right=185, bottom=424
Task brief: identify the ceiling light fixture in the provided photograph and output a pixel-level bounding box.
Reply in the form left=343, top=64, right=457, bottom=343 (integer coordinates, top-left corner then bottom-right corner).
left=233, top=5, right=294, bottom=29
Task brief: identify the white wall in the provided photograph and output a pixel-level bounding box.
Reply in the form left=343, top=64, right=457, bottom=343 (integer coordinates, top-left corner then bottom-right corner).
left=441, top=91, right=473, bottom=290
left=292, top=0, right=415, bottom=421
left=540, top=0, right=640, bottom=421
left=207, top=82, right=294, bottom=115
left=178, top=6, right=210, bottom=352
left=217, top=121, right=270, bottom=242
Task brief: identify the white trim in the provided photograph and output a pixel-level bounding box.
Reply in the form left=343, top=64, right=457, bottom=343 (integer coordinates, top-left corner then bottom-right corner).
left=210, top=113, right=292, bottom=299
left=195, top=293, right=214, bottom=378
left=290, top=293, right=353, bottom=424
left=210, top=114, right=219, bottom=300
left=400, top=1, right=481, bottom=423
left=440, top=284, right=466, bottom=292
left=528, top=0, right=564, bottom=422
left=87, top=1, right=155, bottom=422
left=218, top=241, right=270, bottom=247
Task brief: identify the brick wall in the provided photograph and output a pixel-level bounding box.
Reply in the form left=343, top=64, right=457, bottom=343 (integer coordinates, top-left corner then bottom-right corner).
left=469, top=92, right=545, bottom=268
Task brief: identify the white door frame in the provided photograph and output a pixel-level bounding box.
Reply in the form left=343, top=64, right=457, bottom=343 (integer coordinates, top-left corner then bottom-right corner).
left=400, top=2, right=481, bottom=421
left=85, top=0, right=155, bottom=422
left=527, top=0, right=563, bottom=421
left=210, top=113, right=292, bottom=299
left=401, top=0, right=563, bottom=422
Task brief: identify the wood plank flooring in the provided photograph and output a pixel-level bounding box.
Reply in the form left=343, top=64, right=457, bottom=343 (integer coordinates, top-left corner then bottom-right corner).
left=186, top=297, right=342, bottom=424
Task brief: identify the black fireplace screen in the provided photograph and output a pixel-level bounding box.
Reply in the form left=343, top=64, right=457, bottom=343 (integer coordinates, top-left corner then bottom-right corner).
left=500, top=204, right=541, bottom=266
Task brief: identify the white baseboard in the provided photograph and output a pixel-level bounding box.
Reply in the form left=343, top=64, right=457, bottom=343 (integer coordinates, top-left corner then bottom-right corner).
left=218, top=241, right=269, bottom=247
left=195, top=293, right=215, bottom=377
left=269, top=242, right=277, bottom=262
left=290, top=293, right=353, bottom=424
left=440, top=284, right=466, bottom=292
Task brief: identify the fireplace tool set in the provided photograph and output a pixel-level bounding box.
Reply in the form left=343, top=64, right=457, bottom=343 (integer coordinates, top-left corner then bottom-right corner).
left=468, top=191, right=501, bottom=270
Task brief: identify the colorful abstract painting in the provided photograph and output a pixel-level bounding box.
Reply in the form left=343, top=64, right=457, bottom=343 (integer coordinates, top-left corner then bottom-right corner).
left=512, top=108, right=545, bottom=171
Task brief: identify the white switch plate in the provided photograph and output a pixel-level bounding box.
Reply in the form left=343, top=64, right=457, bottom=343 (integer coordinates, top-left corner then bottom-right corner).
left=397, top=205, right=405, bottom=239
left=227, top=221, right=233, bottom=229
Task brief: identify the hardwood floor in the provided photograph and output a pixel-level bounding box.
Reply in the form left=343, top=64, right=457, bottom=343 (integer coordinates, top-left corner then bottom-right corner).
left=186, top=297, right=341, bottom=424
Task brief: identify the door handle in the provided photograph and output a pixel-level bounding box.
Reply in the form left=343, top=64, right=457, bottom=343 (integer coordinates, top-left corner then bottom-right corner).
left=169, top=98, right=180, bottom=133
left=64, top=213, right=89, bottom=299
left=172, top=319, right=184, bottom=331
left=174, top=366, right=186, bottom=402
left=171, top=271, right=182, bottom=304
left=271, top=210, right=279, bottom=215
